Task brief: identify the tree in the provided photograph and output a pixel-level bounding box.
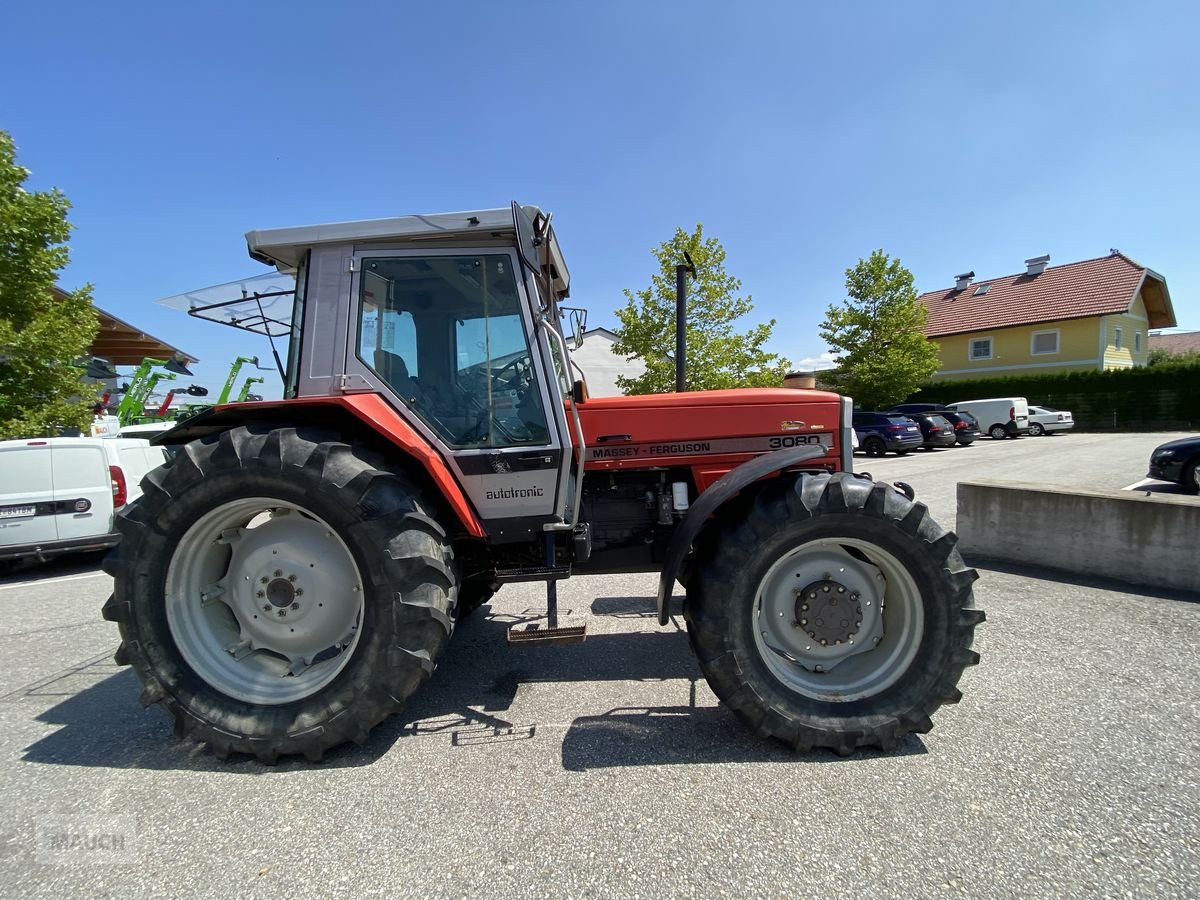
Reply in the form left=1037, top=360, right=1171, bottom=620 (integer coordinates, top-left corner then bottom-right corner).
left=612, top=224, right=791, bottom=394
left=819, top=250, right=941, bottom=410
left=1148, top=347, right=1200, bottom=367
left=0, top=131, right=99, bottom=438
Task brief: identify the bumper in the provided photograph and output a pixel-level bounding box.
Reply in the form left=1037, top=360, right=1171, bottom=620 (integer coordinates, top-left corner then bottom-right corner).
left=887, top=435, right=924, bottom=451
left=923, top=435, right=958, bottom=448
left=1148, top=461, right=1184, bottom=484
left=0, top=532, right=120, bottom=562
left=1043, top=421, right=1075, bottom=432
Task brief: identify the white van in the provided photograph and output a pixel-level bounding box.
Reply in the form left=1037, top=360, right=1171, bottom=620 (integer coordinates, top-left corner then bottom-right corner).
left=0, top=437, right=168, bottom=563
left=944, top=397, right=1030, bottom=440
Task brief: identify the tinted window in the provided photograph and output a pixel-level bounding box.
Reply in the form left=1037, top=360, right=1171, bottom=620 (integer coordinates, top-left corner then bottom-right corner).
left=886, top=416, right=915, bottom=426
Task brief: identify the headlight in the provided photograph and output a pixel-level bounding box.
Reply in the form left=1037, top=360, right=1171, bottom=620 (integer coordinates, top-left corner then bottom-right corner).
left=1152, top=449, right=1175, bottom=462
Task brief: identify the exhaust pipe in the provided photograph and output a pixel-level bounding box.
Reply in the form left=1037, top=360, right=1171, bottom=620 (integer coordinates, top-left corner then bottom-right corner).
left=675, top=251, right=695, bottom=393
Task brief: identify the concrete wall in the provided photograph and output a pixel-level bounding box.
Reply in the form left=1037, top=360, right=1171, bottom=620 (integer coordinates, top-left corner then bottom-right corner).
left=956, top=480, right=1199, bottom=593
left=573, top=328, right=645, bottom=397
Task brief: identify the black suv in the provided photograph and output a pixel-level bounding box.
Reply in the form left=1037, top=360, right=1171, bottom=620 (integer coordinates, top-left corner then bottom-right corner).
left=888, top=404, right=979, bottom=446
left=852, top=412, right=923, bottom=457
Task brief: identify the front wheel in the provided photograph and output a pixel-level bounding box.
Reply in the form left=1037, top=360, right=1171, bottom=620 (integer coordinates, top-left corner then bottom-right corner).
left=864, top=436, right=886, bottom=458
left=989, top=425, right=1008, bottom=440
left=103, top=426, right=459, bottom=763
left=1183, top=459, right=1200, bottom=495
left=685, top=473, right=983, bottom=754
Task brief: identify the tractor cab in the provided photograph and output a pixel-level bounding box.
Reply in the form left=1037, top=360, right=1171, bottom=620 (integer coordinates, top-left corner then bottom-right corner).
left=168, top=204, right=588, bottom=544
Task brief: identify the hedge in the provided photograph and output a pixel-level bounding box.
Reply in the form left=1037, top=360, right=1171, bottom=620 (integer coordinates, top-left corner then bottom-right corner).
left=904, top=362, right=1200, bottom=431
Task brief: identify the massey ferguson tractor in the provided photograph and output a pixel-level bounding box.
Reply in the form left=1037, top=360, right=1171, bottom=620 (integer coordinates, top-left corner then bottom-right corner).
left=102, top=203, right=983, bottom=763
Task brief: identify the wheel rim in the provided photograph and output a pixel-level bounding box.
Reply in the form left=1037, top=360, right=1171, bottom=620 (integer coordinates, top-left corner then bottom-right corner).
left=990, top=426, right=1006, bottom=439
left=165, top=498, right=364, bottom=705
left=1030, top=424, right=1043, bottom=436
left=752, top=537, right=924, bottom=702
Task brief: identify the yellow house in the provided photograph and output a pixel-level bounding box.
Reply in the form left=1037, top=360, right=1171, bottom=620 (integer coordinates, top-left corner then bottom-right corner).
left=918, top=252, right=1176, bottom=381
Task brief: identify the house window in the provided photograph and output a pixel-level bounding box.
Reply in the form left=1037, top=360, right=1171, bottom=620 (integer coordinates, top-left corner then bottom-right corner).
left=969, top=338, right=993, bottom=361
left=1134, top=331, right=1142, bottom=352
left=1114, top=327, right=1123, bottom=350
left=1030, top=329, right=1060, bottom=355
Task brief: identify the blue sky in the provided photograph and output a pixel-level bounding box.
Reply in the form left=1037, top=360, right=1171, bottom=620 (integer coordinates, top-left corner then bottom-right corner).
left=4, top=1, right=1198, bottom=398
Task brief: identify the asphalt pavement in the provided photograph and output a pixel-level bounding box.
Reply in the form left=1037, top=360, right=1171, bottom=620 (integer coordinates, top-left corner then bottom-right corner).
left=0, top=431, right=1196, bottom=898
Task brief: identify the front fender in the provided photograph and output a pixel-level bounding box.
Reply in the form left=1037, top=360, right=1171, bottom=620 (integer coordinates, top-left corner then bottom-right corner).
left=655, top=444, right=828, bottom=625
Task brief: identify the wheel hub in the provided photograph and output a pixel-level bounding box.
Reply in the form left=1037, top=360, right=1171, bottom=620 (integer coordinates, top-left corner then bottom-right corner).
left=795, top=579, right=863, bottom=646
left=266, top=577, right=296, bottom=608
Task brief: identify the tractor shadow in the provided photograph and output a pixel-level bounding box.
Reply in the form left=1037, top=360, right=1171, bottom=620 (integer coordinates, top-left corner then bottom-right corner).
left=16, top=595, right=927, bottom=771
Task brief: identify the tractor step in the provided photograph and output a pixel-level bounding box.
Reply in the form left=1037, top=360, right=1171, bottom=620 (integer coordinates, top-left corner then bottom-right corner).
left=495, top=565, right=571, bottom=584
left=507, top=621, right=587, bottom=646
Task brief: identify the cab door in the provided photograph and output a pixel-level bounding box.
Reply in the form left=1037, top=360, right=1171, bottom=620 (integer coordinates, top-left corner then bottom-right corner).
left=342, top=248, right=572, bottom=540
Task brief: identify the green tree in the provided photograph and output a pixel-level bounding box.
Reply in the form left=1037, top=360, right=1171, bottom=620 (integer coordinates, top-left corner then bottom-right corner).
left=612, top=224, right=791, bottom=394
left=819, top=250, right=941, bottom=410
left=0, top=131, right=99, bottom=438
left=1148, top=346, right=1200, bottom=367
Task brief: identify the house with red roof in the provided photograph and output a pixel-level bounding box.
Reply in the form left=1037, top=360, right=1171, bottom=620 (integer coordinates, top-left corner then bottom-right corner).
left=917, top=252, right=1175, bottom=381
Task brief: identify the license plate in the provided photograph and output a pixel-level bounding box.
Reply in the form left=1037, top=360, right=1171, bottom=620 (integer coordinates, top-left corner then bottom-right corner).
left=0, top=505, right=35, bottom=519
left=907, top=426, right=919, bottom=432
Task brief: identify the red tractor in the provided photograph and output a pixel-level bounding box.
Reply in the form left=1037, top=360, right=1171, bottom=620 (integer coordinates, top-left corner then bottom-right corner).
left=103, top=204, right=982, bottom=762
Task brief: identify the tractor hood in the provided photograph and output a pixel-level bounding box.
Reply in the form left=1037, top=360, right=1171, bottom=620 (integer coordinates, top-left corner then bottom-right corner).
left=577, top=388, right=844, bottom=459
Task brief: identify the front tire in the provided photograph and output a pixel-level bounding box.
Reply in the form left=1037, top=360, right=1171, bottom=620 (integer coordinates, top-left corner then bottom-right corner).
left=864, top=436, right=886, bottom=458
left=102, top=426, right=458, bottom=763
left=685, top=473, right=983, bottom=754
left=1183, top=459, right=1200, bottom=495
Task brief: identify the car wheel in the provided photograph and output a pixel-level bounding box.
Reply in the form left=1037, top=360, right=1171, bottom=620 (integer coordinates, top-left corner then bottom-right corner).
left=864, top=436, right=886, bottom=458
left=1184, top=459, right=1200, bottom=495
left=989, top=425, right=1008, bottom=440
left=1028, top=423, right=1045, bottom=436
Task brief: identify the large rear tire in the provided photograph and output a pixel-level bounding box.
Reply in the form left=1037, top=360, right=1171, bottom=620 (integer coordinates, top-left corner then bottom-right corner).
left=102, top=425, right=458, bottom=763
left=685, top=472, right=983, bottom=754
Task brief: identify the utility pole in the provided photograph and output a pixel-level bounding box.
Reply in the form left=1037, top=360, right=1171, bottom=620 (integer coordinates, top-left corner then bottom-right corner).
left=675, top=251, right=696, bottom=393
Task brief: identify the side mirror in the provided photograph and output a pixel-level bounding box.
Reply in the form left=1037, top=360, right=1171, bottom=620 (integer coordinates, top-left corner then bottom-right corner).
left=561, top=307, right=587, bottom=350
left=572, top=379, right=588, bottom=404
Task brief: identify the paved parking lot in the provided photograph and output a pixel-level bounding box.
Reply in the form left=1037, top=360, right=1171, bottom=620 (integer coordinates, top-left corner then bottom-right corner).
left=0, top=432, right=1196, bottom=898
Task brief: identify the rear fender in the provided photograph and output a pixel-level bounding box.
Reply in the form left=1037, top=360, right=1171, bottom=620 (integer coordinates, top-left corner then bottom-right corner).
left=153, top=395, right=486, bottom=538
left=655, top=444, right=827, bottom=625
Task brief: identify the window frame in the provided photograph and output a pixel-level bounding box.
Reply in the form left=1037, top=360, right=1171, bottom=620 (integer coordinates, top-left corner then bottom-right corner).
left=1114, top=327, right=1123, bottom=350
left=1134, top=331, right=1142, bottom=352
left=968, top=336, right=994, bottom=361
left=1029, top=328, right=1061, bottom=356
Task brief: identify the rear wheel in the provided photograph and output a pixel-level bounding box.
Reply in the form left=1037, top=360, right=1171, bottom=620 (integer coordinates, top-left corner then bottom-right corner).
left=103, top=425, right=458, bottom=763
left=864, top=436, right=886, bottom=458
left=1028, top=423, right=1045, bottom=436
left=685, top=473, right=983, bottom=754
left=989, top=425, right=1008, bottom=440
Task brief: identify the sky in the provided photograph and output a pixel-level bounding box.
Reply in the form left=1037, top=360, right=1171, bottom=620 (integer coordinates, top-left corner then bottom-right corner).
left=3, top=1, right=1198, bottom=400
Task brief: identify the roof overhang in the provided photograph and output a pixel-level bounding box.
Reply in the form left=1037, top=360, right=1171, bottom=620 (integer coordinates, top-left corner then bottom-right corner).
left=1136, top=269, right=1176, bottom=329
left=77, top=294, right=199, bottom=365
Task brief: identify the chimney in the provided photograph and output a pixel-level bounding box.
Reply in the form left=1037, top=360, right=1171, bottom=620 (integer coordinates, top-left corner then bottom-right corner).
left=954, top=271, right=975, bottom=291
left=1025, top=254, right=1050, bottom=277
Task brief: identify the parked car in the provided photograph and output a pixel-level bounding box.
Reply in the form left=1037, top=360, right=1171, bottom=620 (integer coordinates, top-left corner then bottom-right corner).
left=1027, top=405, right=1074, bottom=436
left=944, top=410, right=981, bottom=445
left=943, top=397, right=1030, bottom=440
left=1146, top=435, right=1200, bottom=494
left=852, top=412, right=923, bottom=457
left=906, top=413, right=958, bottom=449
left=887, top=405, right=980, bottom=445
left=0, top=437, right=168, bottom=564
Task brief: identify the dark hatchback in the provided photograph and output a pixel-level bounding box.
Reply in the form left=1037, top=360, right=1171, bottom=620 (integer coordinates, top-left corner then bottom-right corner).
left=888, top=404, right=979, bottom=445
left=852, top=412, right=923, bottom=457
left=1147, top=435, right=1200, bottom=494
left=907, top=413, right=958, bottom=449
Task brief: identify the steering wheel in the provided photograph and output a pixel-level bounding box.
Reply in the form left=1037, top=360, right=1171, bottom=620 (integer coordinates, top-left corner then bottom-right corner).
left=489, top=355, right=531, bottom=390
